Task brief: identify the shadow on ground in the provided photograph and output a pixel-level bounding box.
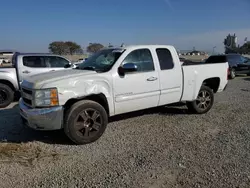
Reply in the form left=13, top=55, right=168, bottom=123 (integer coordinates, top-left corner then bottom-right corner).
left=0, top=102, right=189, bottom=145
left=244, top=78, right=250, bottom=81
left=0, top=104, right=72, bottom=145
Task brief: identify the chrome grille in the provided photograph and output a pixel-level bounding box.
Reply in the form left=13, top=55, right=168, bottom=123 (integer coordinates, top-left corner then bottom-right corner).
left=21, top=87, right=33, bottom=107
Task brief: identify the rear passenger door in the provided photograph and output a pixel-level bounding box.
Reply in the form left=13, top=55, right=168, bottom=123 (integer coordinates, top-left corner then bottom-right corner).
left=113, top=48, right=160, bottom=115
left=156, top=48, right=183, bottom=105
left=19, top=56, right=52, bottom=83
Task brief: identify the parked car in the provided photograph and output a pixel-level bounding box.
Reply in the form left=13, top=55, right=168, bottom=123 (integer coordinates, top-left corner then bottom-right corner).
left=73, top=58, right=88, bottom=67
left=0, top=53, right=74, bottom=108
left=205, top=54, right=250, bottom=79
left=19, top=45, right=228, bottom=145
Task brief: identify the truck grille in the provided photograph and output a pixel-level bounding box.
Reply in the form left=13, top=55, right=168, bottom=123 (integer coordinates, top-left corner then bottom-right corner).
left=21, top=87, right=33, bottom=107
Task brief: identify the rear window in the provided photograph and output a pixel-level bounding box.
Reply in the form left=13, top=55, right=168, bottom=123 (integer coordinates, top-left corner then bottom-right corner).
left=205, top=55, right=227, bottom=64
left=156, top=48, right=174, bottom=70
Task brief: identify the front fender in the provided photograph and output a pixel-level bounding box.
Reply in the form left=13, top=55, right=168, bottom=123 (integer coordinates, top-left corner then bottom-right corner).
left=0, top=70, right=18, bottom=90
left=49, top=79, right=114, bottom=116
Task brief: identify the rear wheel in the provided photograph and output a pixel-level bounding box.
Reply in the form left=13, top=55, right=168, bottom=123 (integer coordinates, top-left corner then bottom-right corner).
left=0, top=83, right=14, bottom=108
left=187, top=86, right=214, bottom=114
left=229, top=68, right=236, bottom=79
left=64, top=100, right=108, bottom=145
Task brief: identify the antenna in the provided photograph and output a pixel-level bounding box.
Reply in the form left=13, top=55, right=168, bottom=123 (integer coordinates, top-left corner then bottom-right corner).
left=120, top=43, right=124, bottom=47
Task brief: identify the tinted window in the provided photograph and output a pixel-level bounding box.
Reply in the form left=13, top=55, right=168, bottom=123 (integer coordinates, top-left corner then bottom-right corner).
left=23, top=56, right=46, bottom=68
left=205, top=55, right=227, bottom=64
left=46, top=56, right=70, bottom=67
left=122, top=49, right=154, bottom=72
left=156, top=48, right=174, bottom=70
left=227, top=55, right=241, bottom=64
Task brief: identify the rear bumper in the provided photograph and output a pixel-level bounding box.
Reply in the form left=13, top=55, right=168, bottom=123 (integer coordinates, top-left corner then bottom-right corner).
left=19, top=99, right=64, bottom=130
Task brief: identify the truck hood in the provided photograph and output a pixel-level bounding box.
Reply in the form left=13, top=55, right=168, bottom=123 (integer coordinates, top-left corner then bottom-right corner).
left=22, top=69, right=97, bottom=89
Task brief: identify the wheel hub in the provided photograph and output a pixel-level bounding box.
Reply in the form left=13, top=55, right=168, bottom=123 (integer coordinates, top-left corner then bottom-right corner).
left=84, top=119, right=94, bottom=128
left=196, top=90, right=211, bottom=110
left=74, top=108, right=102, bottom=138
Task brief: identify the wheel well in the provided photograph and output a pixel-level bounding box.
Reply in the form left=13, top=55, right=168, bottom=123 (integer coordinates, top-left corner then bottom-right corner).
left=202, top=77, right=220, bottom=93
left=64, top=93, right=110, bottom=116
left=0, top=80, right=15, bottom=91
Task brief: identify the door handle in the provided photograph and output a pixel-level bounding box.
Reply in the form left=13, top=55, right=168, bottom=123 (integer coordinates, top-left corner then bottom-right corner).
left=22, top=70, right=30, bottom=74
left=147, top=77, right=158, bottom=81
left=50, top=70, right=55, bottom=72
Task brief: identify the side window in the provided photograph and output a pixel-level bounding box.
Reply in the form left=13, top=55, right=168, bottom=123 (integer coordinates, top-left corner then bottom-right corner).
left=122, top=49, right=154, bottom=72
left=156, top=48, right=174, bottom=70
left=46, top=56, right=70, bottom=68
left=23, top=56, right=46, bottom=68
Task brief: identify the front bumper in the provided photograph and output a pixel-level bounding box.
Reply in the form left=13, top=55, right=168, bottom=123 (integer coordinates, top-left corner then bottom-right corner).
left=19, top=99, right=64, bottom=130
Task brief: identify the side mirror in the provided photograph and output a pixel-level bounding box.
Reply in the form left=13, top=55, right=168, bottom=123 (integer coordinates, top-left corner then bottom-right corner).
left=118, top=63, right=137, bottom=76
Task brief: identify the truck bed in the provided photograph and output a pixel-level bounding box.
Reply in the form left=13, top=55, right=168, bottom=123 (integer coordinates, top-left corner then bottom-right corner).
left=181, top=62, right=228, bottom=101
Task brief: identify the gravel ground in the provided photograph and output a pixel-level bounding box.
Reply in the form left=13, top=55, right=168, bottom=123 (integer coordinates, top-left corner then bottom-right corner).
left=1, top=77, right=250, bottom=188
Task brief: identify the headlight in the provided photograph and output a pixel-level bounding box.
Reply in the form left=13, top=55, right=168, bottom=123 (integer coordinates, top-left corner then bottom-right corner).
left=34, top=88, right=59, bottom=107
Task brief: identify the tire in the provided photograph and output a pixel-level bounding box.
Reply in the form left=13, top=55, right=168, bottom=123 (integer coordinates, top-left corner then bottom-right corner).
left=64, top=100, right=108, bottom=145
left=0, top=83, right=14, bottom=108
left=229, top=68, right=236, bottom=79
left=186, top=86, right=214, bottom=114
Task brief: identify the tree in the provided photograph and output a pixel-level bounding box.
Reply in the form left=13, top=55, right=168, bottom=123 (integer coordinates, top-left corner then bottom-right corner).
left=240, top=42, right=250, bottom=54
left=48, top=41, right=82, bottom=55
left=48, top=41, right=67, bottom=55
left=65, top=41, right=82, bottom=55
left=87, top=43, right=104, bottom=53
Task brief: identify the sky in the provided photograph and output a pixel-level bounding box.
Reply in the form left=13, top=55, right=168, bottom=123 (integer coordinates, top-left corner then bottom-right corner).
left=0, top=0, right=249, bottom=53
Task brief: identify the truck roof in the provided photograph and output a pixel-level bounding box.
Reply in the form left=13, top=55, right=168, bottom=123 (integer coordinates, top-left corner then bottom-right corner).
left=104, top=45, right=175, bottom=52
left=15, top=52, right=59, bottom=56
left=122, top=44, right=174, bottom=49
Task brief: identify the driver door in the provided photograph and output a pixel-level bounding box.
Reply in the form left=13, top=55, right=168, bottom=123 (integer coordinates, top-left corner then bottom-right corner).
left=113, top=48, right=160, bottom=115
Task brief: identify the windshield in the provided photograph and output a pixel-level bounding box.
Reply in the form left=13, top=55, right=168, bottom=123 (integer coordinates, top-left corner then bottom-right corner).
left=77, top=48, right=125, bottom=72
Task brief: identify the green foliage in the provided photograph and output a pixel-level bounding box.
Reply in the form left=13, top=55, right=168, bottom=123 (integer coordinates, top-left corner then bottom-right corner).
left=48, top=41, right=82, bottom=55
left=87, top=43, right=104, bottom=53
left=240, top=42, right=250, bottom=54
left=48, top=41, right=67, bottom=55
left=65, top=41, right=82, bottom=55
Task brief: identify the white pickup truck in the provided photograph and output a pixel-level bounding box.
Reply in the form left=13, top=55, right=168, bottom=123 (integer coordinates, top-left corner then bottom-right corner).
left=19, top=45, right=228, bottom=145
left=0, top=53, right=74, bottom=108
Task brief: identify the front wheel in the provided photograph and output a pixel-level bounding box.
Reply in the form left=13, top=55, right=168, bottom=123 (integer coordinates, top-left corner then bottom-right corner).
left=64, top=100, right=108, bottom=145
left=187, top=86, right=214, bottom=114
left=0, top=83, right=14, bottom=108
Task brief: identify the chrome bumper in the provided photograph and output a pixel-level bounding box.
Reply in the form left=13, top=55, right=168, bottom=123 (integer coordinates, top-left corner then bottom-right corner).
left=19, top=99, right=64, bottom=130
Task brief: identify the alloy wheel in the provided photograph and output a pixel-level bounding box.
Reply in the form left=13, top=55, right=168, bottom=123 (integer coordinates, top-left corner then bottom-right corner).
left=74, top=108, right=103, bottom=138
left=196, top=90, right=212, bottom=110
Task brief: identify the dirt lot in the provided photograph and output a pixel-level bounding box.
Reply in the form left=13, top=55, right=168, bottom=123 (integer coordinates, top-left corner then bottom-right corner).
left=0, top=77, right=250, bottom=188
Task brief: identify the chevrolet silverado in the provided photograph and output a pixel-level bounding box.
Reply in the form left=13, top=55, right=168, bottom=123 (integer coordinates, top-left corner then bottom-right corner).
left=19, top=45, right=228, bottom=145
